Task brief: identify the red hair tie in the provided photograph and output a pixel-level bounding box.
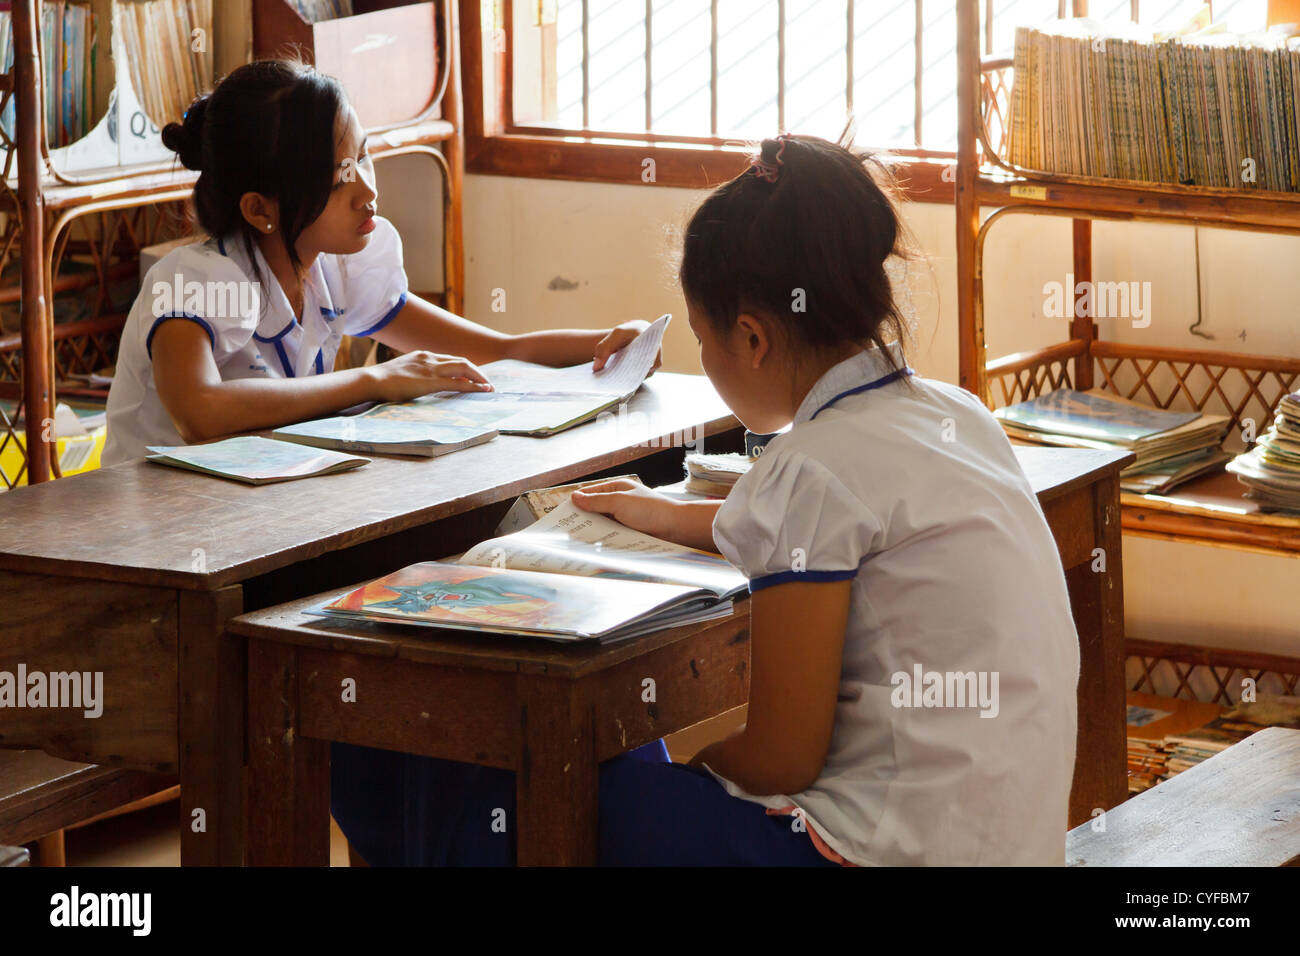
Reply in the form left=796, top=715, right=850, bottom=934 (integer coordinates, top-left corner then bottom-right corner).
left=749, top=134, right=792, bottom=183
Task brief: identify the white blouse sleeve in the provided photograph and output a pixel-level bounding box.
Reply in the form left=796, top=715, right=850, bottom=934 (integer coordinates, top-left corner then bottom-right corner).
left=712, top=446, right=882, bottom=592
left=338, top=215, right=410, bottom=338
left=140, top=243, right=258, bottom=363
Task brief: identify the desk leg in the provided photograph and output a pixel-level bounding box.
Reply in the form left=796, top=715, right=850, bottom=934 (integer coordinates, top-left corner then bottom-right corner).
left=1066, top=474, right=1128, bottom=827
left=178, top=587, right=246, bottom=866
left=515, top=677, right=598, bottom=866
left=246, top=639, right=331, bottom=866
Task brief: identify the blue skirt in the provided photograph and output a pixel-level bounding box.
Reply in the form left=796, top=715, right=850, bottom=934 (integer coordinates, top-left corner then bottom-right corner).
left=330, top=740, right=838, bottom=866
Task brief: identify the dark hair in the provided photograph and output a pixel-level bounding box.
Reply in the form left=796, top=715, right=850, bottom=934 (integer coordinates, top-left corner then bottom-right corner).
left=161, top=58, right=349, bottom=302
left=679, top=133, right=913, bottom=373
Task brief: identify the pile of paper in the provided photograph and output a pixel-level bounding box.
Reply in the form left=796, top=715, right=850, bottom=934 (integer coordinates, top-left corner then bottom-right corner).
left=1226, top=392, right=1300, bottom=512
left=1163, top=695, right=1300, bottom=776
left=994, top=388, right=1231, bottom=493
left=1125, top=692, right=1222, bottom=793
left=684, top=453, right=753, bottom=497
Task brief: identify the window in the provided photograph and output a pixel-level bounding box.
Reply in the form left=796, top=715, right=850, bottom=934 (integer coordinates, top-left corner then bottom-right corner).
left=463, top=0, right=1270, bottom=193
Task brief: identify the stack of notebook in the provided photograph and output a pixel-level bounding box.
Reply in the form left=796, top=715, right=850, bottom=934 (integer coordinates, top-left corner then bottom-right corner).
left=1125, top=692, right=1222, bottom=794
left=1163, top=695, right=1300, bottom=776
left=1226, top=392, right=1300, bottom=512
left=994, top=389, right=1232, bottom=494
left=683, top=453, right=754, bottom=498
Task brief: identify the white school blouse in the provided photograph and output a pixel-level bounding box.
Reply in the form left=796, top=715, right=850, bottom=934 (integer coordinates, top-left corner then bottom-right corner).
left=707, top=342, right=1080, bottom=866
left=103, top=216, right=409, bottom=465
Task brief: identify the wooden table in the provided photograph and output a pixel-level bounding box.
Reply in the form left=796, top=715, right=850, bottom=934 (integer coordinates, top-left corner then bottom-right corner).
left=1013, top=444, right=1135, bottom=827
left=233, top=444, right=1135, bottom=865
left=234, top=598, right=752, bottom=865
left=0, top=373, right=741, bottom=865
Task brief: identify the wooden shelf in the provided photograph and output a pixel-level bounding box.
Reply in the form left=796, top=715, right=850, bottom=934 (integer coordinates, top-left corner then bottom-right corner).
left=957, top=1, right=1300, bottom=559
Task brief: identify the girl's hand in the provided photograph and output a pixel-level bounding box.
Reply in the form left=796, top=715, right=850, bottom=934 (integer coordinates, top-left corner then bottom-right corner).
left=371, top=350, right=494, bottom=402
left=571, top=478, right=679, bottom=540
left=592, top=320, right=663, bottom=375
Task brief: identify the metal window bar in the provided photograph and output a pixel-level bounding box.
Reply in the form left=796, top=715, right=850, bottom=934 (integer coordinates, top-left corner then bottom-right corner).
left=914, top=0, right=923, bottom=146
left=777, top=0, right=786, bottom=132
left=645, top=0, right=653, bottom=130
left=528, top=0, right=1145, bottom=148
left=582, top=0, right=590, bottom=129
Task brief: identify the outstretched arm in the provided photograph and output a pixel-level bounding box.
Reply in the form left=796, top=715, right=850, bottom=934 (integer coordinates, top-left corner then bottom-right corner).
left=151, top=319, right=491, bottom=444
left=371, top=293, right=662, bottom=372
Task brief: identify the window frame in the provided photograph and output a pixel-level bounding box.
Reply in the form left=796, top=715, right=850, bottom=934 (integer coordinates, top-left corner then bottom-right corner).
left=459, top=0, right=957, bottom=203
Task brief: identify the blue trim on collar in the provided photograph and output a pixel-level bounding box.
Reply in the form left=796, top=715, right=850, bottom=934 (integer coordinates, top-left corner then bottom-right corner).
left=253, top=318, right=298, bottom=343
left=748, top=568, right=858, bottom=593
left=314, top=350, right=325, bottom=375
left=351, top=291, right=408, bottom=338
left=146, top=313, right=216, bottom=359
left=217, top=237, right=228, bottom=257
left=809, top=367, right=914, bottom=421
left=272, top=339, right=295, bottom=378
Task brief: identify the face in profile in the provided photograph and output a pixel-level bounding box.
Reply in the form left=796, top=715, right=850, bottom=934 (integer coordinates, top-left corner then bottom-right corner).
left=297, top=105, right=379, bottom=258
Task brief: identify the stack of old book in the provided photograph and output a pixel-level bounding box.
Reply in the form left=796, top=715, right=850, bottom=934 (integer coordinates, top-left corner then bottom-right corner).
left=1226, top=392, right=1300, bottom=512
left=1008, top=15, right=1300, bottom=192
left=1163, top=695, right=1300, bottom=776
left=1125, top=692, right=1222, bottom=793
left=994, top=388, right=1232, bottom=494
left=684, top=453, right=754, bottom=498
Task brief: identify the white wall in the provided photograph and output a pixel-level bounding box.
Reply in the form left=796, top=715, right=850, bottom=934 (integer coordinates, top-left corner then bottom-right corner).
left=427, top=172, right=1299, bottom=657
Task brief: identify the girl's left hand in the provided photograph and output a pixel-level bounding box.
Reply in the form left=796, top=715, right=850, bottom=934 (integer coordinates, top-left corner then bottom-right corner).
left=592, top=320, right=663, bottom=375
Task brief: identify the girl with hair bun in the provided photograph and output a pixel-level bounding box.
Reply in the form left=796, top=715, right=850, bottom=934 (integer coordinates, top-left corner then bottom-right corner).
left=104, top=58, right=658, bottom=465
left=333, top=133, right=1080, bottom=866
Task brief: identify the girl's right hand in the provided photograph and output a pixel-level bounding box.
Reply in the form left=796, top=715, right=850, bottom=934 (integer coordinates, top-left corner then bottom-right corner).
left=571, top=479, right=680, bottom=540
left=371, top=350, right=494, bottom=402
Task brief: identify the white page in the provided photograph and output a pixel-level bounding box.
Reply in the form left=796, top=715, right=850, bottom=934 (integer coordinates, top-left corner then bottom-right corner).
left=478, top=313, right=670, bottom=399
left=461, top=496, right=744, bottom=597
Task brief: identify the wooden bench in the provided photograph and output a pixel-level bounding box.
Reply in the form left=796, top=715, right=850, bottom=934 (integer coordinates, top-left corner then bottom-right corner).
left=1067, top=727, right=1300, bottom=866
left=0, top=750, right=175, bottom=865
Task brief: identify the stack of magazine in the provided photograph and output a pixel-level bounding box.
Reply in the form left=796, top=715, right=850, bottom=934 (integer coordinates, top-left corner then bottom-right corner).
left=314, top=495, right=747, bottom=643
left=1226, top=392, right=1300, bottom=512
left=683, top=452, right=753, bottom=497
left=994, top=388, right=1232, bottom=494
left=0, top=2, right=98, bottom=149
left=1163, top=695, right=1300, bottom=777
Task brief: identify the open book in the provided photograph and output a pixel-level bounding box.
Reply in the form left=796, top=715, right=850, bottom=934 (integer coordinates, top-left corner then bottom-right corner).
left=359, top=314, right=670, bottom=436
left=314, top=494, right=746, bottom=642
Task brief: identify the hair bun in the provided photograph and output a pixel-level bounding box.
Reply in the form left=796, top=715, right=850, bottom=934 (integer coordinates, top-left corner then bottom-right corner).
left=161, top=94, right=210, bottom=171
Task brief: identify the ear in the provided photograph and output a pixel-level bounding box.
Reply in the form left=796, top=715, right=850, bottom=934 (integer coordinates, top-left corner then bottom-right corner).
left=238, top=192, right=278, bottom=234
left=734, top=312, right=772, bottom=369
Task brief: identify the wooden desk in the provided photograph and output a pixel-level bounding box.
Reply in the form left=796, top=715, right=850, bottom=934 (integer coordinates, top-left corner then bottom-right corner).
left=234, top=599, right=752, bottom=865
left=0, top=373, right=741, bottom=865
left=1012, top=444, right=1135, bottom=827
left=234, top=444, right=1134, bottom=865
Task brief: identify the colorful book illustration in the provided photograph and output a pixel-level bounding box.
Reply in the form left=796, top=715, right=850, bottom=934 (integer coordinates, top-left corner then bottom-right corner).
left=317, top=563, right=732, bottom=643
left=146, top=435, right=369, bottom=485
left=271, top=417, right=498, bottom=458
left=361, top=314, right=671, bottom=436
left=316, top=494, right=746, bottom=642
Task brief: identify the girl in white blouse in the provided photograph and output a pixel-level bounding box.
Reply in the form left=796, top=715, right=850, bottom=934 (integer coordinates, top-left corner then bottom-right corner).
left=571, top=134, right=1081, bottom=866
left=104, top=59, right=657, bottom=465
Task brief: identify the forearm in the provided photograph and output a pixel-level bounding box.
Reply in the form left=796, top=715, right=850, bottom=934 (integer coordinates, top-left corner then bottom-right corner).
left=173, top=366, right=380, bottom=442
left=662, top=499, right=725, bottom=552
left=503, top=328, right=605, bottom=367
